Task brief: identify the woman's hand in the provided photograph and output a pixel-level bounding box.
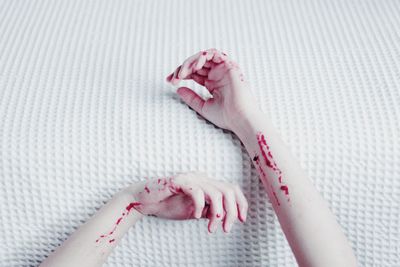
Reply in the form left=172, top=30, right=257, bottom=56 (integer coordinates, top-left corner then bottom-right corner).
left=124, top=172, right=248, bottom=233
left=166, top=48, right=259, bottom=131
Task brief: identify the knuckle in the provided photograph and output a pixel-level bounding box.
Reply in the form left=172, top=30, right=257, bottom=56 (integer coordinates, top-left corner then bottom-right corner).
left=215, top=191, right=223, bottom=201
left=233, top=184, right=241, bottom=192
left=193, top=187, right=203, bottom=197
left=224, top=190, right=235, bottom=201
left=242, top=200, right=249, bottom=210
left=226, top=213, right=236, bottom=222
left=210, top=191, right=223, bottom=204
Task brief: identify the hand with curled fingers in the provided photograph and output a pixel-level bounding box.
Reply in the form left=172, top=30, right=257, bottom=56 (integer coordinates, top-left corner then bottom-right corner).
left=166, top=48, right=259, bottom=131
left=124, top=172, right=248, bottom=233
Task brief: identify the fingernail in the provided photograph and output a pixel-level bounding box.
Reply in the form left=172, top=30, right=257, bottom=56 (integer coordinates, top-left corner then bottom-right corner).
left=195, top=211, right=202, bottom=219
left=209, top=222, right=217, bottom=233
left=178, top=69, right=187, bottom=79
left=225, top=223, right=232, bottom=233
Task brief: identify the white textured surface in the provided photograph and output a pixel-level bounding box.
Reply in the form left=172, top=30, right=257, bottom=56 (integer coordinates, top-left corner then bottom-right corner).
left=0, top=0, right=399, bottom=266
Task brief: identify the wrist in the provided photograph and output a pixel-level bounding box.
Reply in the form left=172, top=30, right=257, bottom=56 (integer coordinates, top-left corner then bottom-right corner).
left=115, top=186, right=144, bottom=220
left=231, top=108, right=265, bottom=137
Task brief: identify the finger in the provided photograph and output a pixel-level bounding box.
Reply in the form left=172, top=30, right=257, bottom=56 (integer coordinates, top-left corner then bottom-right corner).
left=178, top=72, right=206, bottom=86
left=199, top=185, right=223, bottom=233
left=170, top=65, right=182, bottom=85
left=166, top=72, right=174, bottom=82
left=167, top=176, right=206, bottom=219
left=177, top=87, right=205, bottom=115
left=207, top=49, right=227, bottom=64
left=205, top=49, right=216, bottom=60
left=178, top=52, right=201, bottom=79
left=208, top=62, right=227, bottom=81
left=196, top=68, right=210, bottom=77
left=204, top=61, right=214, bottom=68
left=212, top=52, right=224, bottom=64
left=233, top=184, right=248, bottom=222
left=180, top=185, right=205, bottom=219
left=190, top=73, right=206, bottom=86
left=212, top=184, right=238, bottom=233
left=222, top=189, right=237, bottom=232
left=194, top=52, right=208, bottom=71
left=169, top=49, right=227, bottom=83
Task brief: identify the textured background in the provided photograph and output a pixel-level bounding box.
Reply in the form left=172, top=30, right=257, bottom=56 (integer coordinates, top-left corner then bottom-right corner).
left=0, top=0, right=399, bottom=266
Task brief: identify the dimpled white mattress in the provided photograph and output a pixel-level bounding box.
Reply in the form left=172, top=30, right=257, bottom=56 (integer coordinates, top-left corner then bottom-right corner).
left=0, top=0, right=399, bottom=266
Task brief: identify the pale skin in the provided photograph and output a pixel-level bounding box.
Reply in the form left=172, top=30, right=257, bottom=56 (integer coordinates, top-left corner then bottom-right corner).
left=40, top=172, right=248, bottom=267
left=167, top=48, right=358, bottom=267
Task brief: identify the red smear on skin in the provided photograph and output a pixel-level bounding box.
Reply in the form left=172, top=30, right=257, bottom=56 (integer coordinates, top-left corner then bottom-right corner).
left=169, top=185, right=183, bottom=193
left=109, top=239, right=115, bottom=243
left=96, top=202, right=141, bottom=243
left=259, top=146, right=274, bottom=168
left=254, top=153, right=281, bottom=207
left=256, top=133, right=290, bottom=202
left=216, top=214, right=221, bottom=218
left=157, top=179, right=161, bottom=184
left=126, top=202, right=141, bottom=212
left=280, top=185, right=289, bottom=195
left=202, top=51, right=207, bottom=55
left=257, top=133, right=284, bottom=179
left=144, top=186, right=150, bottom=193
left=259, top=134, right=281, bottom=172
left=172, top=65, right=182, bottom=81
left=167, top=179, right=183, bottom=194
left=253, top=155, right=267, bottom=182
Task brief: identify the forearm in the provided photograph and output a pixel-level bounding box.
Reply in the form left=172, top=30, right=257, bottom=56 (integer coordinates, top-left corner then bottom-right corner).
left=41, top=190, right=143, bottom=267
left=233, top=110, right=357, bottom=267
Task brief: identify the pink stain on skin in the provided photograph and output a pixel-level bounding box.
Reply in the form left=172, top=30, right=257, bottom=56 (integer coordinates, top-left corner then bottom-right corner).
left=96, top=202, right=141, bottom=243
left=256, top=132, right=290, bottom=202
left=144, top=186, right=150, bottom=193
left=272, top=190, right=281, bottom=206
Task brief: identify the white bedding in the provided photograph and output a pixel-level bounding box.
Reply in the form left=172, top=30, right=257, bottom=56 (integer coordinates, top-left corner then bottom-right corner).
left=0, top=0, right=399, bottom=266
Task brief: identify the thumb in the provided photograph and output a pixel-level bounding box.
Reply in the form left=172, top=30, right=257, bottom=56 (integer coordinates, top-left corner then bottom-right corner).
left=177, top=87, right=206, bottom=115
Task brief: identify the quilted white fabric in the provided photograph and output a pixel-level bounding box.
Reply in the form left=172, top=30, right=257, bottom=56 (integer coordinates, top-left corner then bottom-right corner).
left=0, top=0, right=399, bottom=266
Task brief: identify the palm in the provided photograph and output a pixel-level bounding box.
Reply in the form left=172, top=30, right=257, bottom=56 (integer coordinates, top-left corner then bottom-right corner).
left=153, top=194, right=197, bottom=220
